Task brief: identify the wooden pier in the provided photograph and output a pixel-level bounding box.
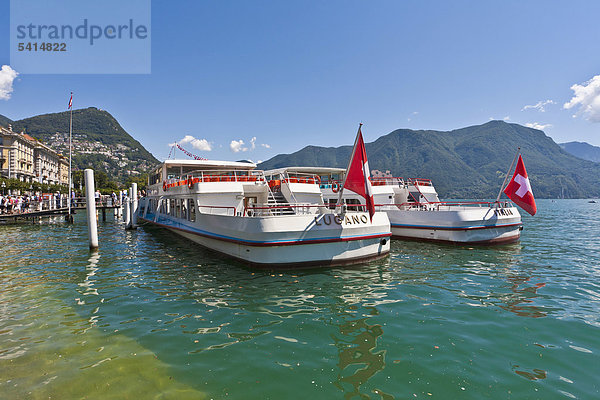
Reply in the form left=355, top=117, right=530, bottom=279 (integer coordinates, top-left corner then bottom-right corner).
left=0, top=199, right=121, bottom=224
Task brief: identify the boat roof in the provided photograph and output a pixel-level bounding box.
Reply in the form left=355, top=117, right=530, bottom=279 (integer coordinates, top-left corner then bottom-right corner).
left=160, top=159, right=257, bottom=170
left=264, top=166, right=346, bottom=175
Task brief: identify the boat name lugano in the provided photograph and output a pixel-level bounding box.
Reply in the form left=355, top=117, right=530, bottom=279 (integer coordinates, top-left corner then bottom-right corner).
left=314, top=214, right=369, bottom=226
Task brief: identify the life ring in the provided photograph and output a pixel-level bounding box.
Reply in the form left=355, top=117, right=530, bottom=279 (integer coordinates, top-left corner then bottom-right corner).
left=163, top=181, right=167, bottom=191
left=332, top=181, right=340, bottom=193
left=188, top=176, right=194, bottom=189
left=315, top=176, right=321, bottom=184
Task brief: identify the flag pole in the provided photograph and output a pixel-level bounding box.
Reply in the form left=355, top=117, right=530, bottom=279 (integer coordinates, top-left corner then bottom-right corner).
left=67, top=93, right=73, bottom=220
left=495, top=147, right=520, bottom=204
left=336, top=123, right=362, bottom=213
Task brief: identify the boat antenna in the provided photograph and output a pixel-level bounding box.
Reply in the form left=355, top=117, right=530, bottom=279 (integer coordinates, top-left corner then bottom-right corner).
left=495, top=147, right=520, bottom=204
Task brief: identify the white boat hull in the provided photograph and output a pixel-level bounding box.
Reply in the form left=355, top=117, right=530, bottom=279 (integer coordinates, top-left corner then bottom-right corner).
left=385, top=206, right=522, bottom=245
left=140, top=211, right=391, bottom=267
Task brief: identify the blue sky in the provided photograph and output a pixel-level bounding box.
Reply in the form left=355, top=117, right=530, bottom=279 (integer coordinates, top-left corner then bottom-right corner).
left=1, top=0, right=599, bottom=162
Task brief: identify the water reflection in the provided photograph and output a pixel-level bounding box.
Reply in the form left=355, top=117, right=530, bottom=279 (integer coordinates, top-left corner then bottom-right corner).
left=332, top=308, right=390, bottom=399
left=497, top=275, right=547, bottom=318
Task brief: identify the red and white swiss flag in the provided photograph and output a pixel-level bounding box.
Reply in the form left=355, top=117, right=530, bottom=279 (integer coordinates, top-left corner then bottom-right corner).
left=342, top=124, right=375, bottom=221
left=503, top=154, right=537, bottom=216
left=68, top=93, right=73, bottom=109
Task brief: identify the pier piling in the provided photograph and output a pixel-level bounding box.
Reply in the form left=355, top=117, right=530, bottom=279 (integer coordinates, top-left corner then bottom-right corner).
left=131, top=183, right=138, bottom=229
left=84, top=169, right=99, bottom=249
left=124, top=198, right=131, bottom=228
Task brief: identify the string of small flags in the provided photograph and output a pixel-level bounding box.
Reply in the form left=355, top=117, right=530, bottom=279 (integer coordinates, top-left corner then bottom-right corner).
left=176, top=143, right=207, bottom=160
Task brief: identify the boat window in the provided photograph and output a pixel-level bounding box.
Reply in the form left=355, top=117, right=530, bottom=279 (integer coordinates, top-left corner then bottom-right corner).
left=166, top=167, right=180, bottom=180
left=175, top=199, right=181, bottom=218
left=169, top=199, right=176, bottom=216
left=326, top=198, right=336, bottom=210
left=181, top=198, right=187, bottom=220
left=188, top=199, right=196, bottom=222
left=345, top=198, right=362, bottom=212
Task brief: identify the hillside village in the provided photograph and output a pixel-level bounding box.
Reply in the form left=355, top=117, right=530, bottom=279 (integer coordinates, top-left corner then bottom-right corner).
left=48, top=131, right=150, bottom=174
left=1, top=108, right=158, bottom=185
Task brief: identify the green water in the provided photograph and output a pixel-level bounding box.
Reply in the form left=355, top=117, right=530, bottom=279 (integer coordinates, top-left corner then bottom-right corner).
left=1, top=199, right=599, bottom=399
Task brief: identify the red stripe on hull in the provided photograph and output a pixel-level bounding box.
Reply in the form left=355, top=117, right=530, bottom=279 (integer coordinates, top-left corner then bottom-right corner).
left=140, top=218, right=391, bottom=247
left=391, top=223, right=522, bottom=231
left=139, top=218, right=390, bottom=268
left=391, top=233, right=521, bottom=246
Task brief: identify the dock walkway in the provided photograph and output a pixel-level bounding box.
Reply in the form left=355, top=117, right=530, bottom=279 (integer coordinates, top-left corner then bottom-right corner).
left=0, top=198, right=122, bottom=223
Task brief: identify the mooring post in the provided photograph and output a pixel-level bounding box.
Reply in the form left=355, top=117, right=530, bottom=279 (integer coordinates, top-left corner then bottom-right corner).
left=84, top=169, right=99, bottom=249
left=118, top=190, right=123, bottom=219
left=122, top=190, right=127, bottom=222
left=124, top=196, right=131, bottom=228
left=131, top=183, right=138, bottom=228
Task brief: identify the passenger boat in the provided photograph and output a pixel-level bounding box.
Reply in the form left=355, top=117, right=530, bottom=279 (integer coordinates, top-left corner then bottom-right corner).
left=264, top=167, right=523, bottom=245
left=137, top=160, right=391, bottom=268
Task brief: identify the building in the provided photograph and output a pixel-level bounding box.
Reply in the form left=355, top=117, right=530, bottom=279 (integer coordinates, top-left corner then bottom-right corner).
left=34, top=140, right=61, bottom=185
left=59, top=155, right=69, bottom=186
left=1, top=124, right=69, bottom=186
left=0, top=125, right=36, bottom=182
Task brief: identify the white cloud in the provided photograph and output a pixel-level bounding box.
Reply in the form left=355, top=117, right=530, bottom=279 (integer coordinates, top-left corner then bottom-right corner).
left=0, top=65, right=18, bottom=100
left=230, top=137, right=269, bottom=152
left=503, top=116, right=510, bottom=121
left=564, top=75, right=600, bottom=122
left=525, top=122, right=552, bottom=130
left=169, top=135, right=212, bottom=151
left=230, top=139, right=247, bottom=153
left=180, top=135, right=212, bottom=151
left=521, top=99, right=555, bottom=112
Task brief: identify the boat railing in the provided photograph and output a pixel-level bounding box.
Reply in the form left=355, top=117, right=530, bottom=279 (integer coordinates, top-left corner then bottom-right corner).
left=267, top=173, right=321, bottom=189
left=163, top=169, right=267, bottom=190
left=358, top=177, right=434, bottom=188
left=370, top=177, right=405, bottom=186
left=244, top=203, right=357, bottom=217
left=375, top=200, right=514, bottom=211
left=407, top=178, right=433, bottom=187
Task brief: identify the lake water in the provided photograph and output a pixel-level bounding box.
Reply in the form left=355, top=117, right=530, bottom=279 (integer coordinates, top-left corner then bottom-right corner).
left=1, top=199, right=599, bottom=399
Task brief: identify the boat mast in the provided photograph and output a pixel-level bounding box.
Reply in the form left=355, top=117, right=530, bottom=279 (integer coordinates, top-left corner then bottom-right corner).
left=336, top=123, right=362, bottom=212
left=495, top=147, right=520, bottom=204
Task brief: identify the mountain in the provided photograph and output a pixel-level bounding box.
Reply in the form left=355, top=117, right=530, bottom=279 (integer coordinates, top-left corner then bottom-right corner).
left=0, top=114, right=12, bottom=127
left=11, top=107, right=158, bottom=182
left=560, top=141, right=600, bottom=163
left=258, top=121, right=600, bottom=198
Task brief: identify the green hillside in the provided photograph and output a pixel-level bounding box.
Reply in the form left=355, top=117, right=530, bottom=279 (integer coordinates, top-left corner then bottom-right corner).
left=11, top=107, right=158, bottom=182
left=259, top=121, right=600, bottom=198
left=560, top=141, right=600, bottom=163
left=0, top=114, right=12, bottom=127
